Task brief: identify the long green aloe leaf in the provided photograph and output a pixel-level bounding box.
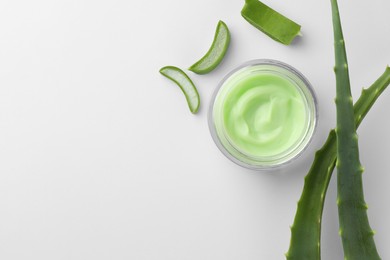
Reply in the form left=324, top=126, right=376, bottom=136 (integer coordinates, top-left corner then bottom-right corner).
left=331, top=0, right=381, bottom=258
left=286, top=66, right=390, bottom=260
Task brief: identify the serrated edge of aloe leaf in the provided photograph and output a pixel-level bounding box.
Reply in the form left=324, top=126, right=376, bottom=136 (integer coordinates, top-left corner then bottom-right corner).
left=188, top=20, right=230, bottom=75
left=286, top=66, right=390, bottom=260
left=159, top=66, right=200, bottom=114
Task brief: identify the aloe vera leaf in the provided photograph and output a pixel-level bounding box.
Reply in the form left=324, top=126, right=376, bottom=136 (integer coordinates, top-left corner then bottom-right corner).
left=189, top=21, right=230, bottom=75
left=159, top=66, right=200, bottom=114
left=331, top=0, right=381, bottom=258
left=241, top=0, right=301, bottom=45
left=286, top=66, right=390, bottom=260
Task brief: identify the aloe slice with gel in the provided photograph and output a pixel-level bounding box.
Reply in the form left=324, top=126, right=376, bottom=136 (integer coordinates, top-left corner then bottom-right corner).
left=160, top=66, right=200, bottom=114
left=189, top=21, right=231, bottom=74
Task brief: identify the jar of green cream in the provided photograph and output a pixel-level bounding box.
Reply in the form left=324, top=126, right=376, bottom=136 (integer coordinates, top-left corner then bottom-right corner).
left=209, top=60, right=318, bottom=170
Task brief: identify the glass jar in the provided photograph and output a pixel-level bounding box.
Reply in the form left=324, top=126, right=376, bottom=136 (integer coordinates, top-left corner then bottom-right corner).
left=208, top=59, right=318, bottom=170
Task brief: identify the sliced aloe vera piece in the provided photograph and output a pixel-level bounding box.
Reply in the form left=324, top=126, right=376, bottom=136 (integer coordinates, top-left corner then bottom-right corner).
left=159, top=66, right=200, bottom=114
left=189, top=21, right=231, bottom=74
left=241, top=0, right=301, bottom=45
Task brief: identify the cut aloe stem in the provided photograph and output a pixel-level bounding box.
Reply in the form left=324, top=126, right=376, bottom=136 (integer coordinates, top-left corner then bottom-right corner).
left=241, top=0, right=301, bottom=45
left=286, top=66, right=390, bottom=260
left=331, top=0, right=381, bottom=258
left=189, top=21, right=231, bottom=74
left=160, top=66, right=200, bottom=114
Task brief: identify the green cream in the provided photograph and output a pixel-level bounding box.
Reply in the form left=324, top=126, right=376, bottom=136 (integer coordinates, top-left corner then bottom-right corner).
left=211, top=62, right=316, bottom=168
left=222, top=73, right=306, bottom=157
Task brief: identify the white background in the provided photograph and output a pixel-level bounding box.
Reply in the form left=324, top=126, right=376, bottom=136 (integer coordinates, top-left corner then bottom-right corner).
left=0, top=0, right=389, bottom=259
